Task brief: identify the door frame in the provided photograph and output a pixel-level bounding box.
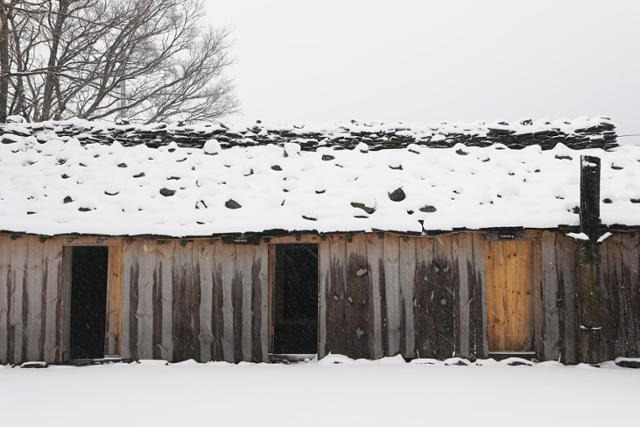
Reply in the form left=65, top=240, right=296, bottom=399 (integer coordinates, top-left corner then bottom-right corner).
left=267, top=235, right=321, bottom=358
left=485, top=234, right=541, bottom=357
left=61, top=237, right=123, bottom=362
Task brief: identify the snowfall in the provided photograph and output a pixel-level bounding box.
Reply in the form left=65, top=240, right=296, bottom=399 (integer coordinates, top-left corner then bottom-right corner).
left=1, top=356, right=639, bottom=427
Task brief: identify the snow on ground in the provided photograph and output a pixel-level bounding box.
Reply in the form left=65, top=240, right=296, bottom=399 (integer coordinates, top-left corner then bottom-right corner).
left=1, top=357, right=639, bottom=427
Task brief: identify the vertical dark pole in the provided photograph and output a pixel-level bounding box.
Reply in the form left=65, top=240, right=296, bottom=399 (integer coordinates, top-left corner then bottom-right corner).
left=576, top=155, right=605, bottom=363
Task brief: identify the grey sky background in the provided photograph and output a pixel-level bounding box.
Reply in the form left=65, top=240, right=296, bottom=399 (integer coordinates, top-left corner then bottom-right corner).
left=206, top=0, right=639, bottom=140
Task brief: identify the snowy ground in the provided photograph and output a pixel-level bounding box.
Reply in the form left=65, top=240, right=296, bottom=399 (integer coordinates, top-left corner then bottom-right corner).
left=1, top=356, right=639, bottom=427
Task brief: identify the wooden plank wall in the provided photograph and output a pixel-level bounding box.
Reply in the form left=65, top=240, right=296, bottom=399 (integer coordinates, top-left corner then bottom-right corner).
left=599, top=232, right=640, bottom=359
left=319, top=232, right=487, bottom=360
left=0, top=235, right=65, bottom=365
left=1, top=230, right=638, bottom=364
left=120, top=239, right=268, bottom=362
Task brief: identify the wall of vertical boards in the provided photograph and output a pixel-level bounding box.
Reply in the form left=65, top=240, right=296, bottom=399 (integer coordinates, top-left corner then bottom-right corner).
left=0, top=230, right=639, bottom=365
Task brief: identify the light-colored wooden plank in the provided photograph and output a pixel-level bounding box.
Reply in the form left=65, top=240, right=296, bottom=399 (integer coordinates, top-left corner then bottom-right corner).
left=197, top=240, right=214, bottom=362
left=254, top=242, right=269, bottom=362
left=399, top=236, right=416, bottom=358
left=60, top=246, right=73, bottom=362
left=383, top=233, right=401, bottom=356
left=365, top=233, right=383, bottom=359
left=236, top=244, right=254, bottom=360
left=453, top=233, right=472, bottom=358
left=157, top=240, right=175, bottom=361
left=136, top=241, right=155, bottom=359
left=120, top=241, right=134, bottom=359
left=25, top=237, right=44, bottom=361
left=61, top=236, right=124, bottom=247
left=267, top=235, right=321, bottom=244
left=0, top=235, right=10, bottom=363
left=471, top=233, right=488, bottom=357
left=105, top=244, right=123, bottom=356
left=218, top=241, right=236, bottom=362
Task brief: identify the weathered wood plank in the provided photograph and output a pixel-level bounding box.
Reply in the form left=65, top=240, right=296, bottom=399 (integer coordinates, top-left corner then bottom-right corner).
left=105, top=244, right=123, bottom=356
left=197, top=240, right=214, bottom=362
left=453, top=233, right=472, bottom=359
left=382, top=233, right=401, bottom=356
left=541, top=231, right=560, bottom=360
left=345, top=234, right=371, bottom=359
left=471, top=233, right=488, bottom=358
left=531, top=238, right=544, bottom=360
left=136, top=241, right=155, bottom=359
left=399, top=236, right=416, bottom=358
left=25, top=237, right=44, bottom=361
left=59, top=246, right=73, bottom=362
left=172, top=241, right=201, bottom=361
left=605, top=234, right=625, bottom=357
left=365, top=233, right=384, bottom=359
left=318, top=239, right=330, bottom=358
left=253, top=242, right=268, bottom=362
left=218, top=242, right=236, bottom=362
left=211, top=240, right=224, bottom=361
left=328, top=235, right=347, bottom=356
left=431, top=235, right=456, bottom=358
left=0, top=235, right=10, bottom=364
left=236, top=244, right=254, bottom=361
left=621, top=233, right=640, bottom=355
left=414, top=237, right=434, bottom=358
left=156, top=240, right=175, bottom=361
left=9, top=236, right=28, bottom=364
left=557, top=235, right=577, bottom=363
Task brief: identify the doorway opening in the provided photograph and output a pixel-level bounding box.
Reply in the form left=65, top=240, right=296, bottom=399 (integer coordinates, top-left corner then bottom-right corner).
left=69, top=246, right=109, bottom=360
left=272, top=244, right=318, bottom=355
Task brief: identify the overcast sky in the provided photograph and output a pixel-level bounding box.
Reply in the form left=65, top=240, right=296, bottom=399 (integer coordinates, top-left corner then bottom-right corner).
left=205, top=0, right=640, bottom=138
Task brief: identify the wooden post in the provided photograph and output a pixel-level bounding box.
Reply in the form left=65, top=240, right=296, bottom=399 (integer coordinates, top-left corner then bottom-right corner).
left=576, top=156, right=606, bottom=363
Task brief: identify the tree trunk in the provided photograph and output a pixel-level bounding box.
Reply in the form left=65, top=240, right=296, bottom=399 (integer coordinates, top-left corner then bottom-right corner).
left=0, top=3, right=10, bottom=122
left=40, top=0, right=69, bottom=121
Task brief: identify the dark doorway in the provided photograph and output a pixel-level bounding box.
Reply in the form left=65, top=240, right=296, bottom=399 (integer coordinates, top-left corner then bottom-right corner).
left=273, top=244, right=318, bottom=354
left=69, top=246, right=109, bottom=360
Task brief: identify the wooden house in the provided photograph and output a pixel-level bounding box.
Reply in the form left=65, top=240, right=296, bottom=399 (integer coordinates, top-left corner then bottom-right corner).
left=0, top=117, right=638, bottom=365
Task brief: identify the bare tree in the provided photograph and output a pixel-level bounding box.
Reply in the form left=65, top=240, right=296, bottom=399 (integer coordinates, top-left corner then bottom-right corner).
left=0, top=0, right=237, bottom=123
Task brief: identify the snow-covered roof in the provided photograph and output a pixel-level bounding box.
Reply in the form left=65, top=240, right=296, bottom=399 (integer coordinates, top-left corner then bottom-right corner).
left=1, top=117, right=638, bottom=237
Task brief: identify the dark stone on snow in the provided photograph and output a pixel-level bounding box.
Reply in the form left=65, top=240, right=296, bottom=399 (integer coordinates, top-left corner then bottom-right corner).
left=603, top=198, right=612, bottom=204
left=455, top=149, right=468, bottom=155
left=61, top=173, right=70, bottom=179
left=388, top=187, right=406, bottom=202
left=419, top=205, right=437, bottom=213
left=104, top=191, right=119, bottom=196
left=117, top=162, right=127, bottom=168
left=271, top=165, right=282, bottom=171
left=63, top=196, right=73, bottom=204
left=351, top=202, right=376, bottom=215
left=616, top=359, right=640, bottom=369
left=389, top=164, right=403, bottom=170
left=225, top=199, right=241, bottom=209
left=159, top=188, right=176, bottom=197
left=302, top=215, right=317, bottom=221
left=78, top=207, right=92, bottom=212
left=321, top=154, right=335, bottom=161
left=133, top=172, right=145, bottom=178
left=555, top=154, right=573, bottom=160
left=631, top=198, right=640, bottom=204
